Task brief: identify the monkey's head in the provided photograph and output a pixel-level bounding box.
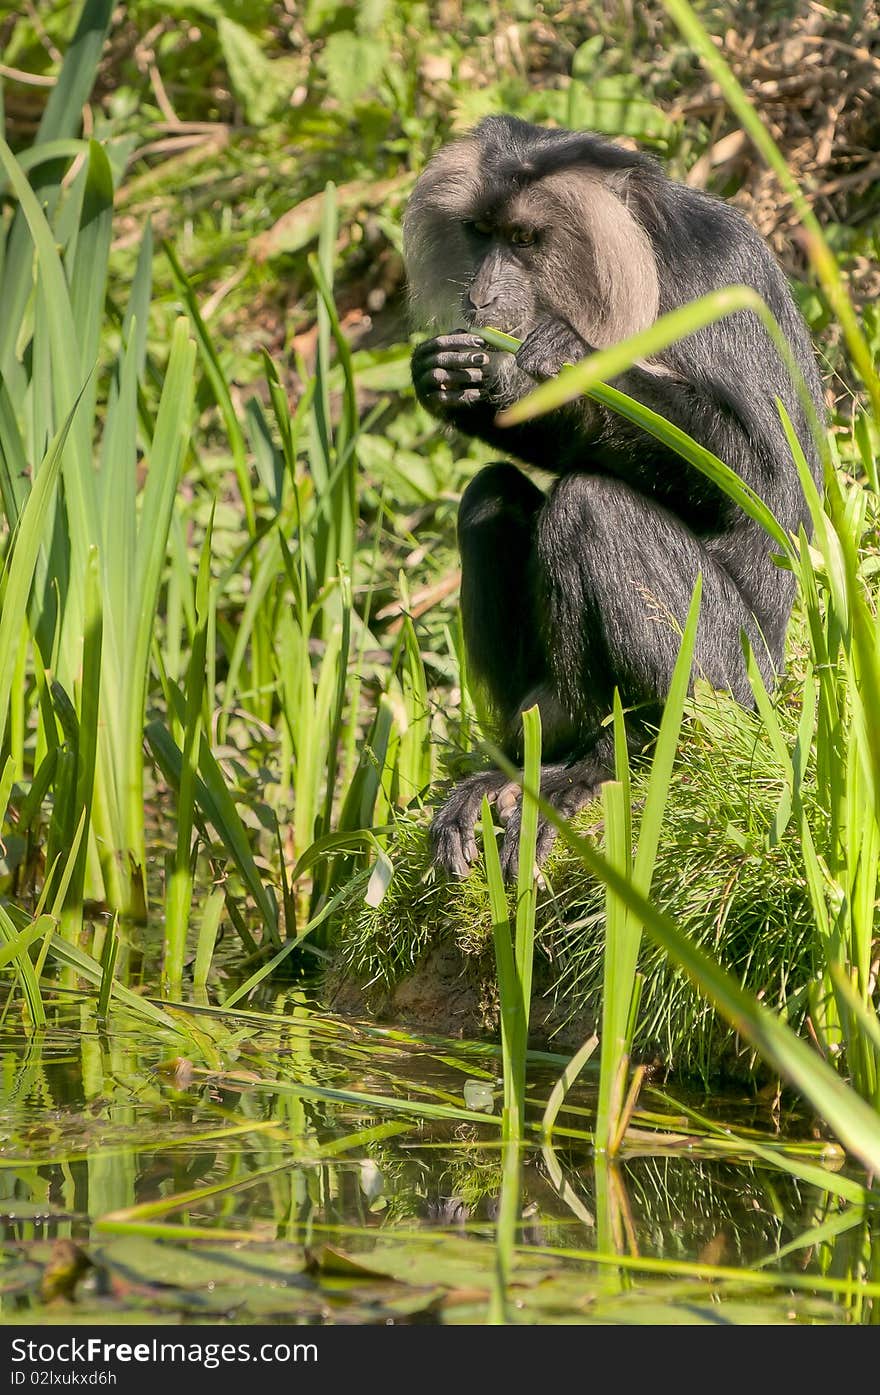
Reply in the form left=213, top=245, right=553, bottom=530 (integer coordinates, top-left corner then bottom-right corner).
left=403, top=116, right=661, bottom=351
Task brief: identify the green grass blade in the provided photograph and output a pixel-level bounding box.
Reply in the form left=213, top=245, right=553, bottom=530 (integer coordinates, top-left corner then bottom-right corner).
left=69, top=141, right=113, bottom=392
left=484, top=315, right=796, bottom=554
left=482, top=795, right=519, bottom=1126
left=552, top=813, right=880, bottom=1174
left=193, top=889, right=226, bottom=990
left=99, top=317, right=140, bottom=688
left=45, top=938, right=179, bottom=1030
left=596, top=777, right=631, bottom=1153
left=0, top=136, right=97, bottom=575
left=542, top=1033, right=600, bottom=1139
left=311, top=183, right=337, bottom=477
left=97, top=914, right=120, bottom=1021
left=0, top=0, right=112, bottom=378
left=0, top=402, right=75, bottom=749
left=515, top=704, right=541, bottom=1036
left=632, top=574, right=702, bottom=894
left=0, top=917, right=52, bottom=972
left=164, top=240, right=255, bottom=535
left=165, top=506, right=214, bottom=987
left=36, top=1, right=114, bottom=145
left=0, top=906, right=48, bottom=1027
left=127, top=317, right=196, bottom=868
left=60, top=545, right=103, bottom=937
left=0, top=379, right=30, bottom=528
left=145, top=720, right=280, bottom=946
left=588, top=382, right=793, bottom=555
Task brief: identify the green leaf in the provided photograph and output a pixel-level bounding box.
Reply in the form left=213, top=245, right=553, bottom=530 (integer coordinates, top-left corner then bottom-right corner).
left=69, top=141, right=114, bottom=391
left=318, top=32, right=387, bottom=103
left=37, top=0, right=114, bottom=146
left=217, top=16, right=287, bottom=125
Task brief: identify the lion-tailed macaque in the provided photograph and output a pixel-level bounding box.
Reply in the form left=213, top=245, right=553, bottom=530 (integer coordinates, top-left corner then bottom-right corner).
left=403, top=116, right=824, bottom=880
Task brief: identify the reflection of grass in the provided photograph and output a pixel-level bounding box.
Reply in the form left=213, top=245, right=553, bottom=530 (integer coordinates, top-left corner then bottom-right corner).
left=333, top=684, right=818, bottom=1082
left=0, top=993, right=855, bottom=1324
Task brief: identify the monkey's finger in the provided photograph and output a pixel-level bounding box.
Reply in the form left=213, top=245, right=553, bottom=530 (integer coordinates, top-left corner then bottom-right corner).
left=499, top=804, right=557, bottom=882
left=413, top=350, right=489, bottom=376
left=534, top=818, right=559, bottom=867
left=495, top=782, right=520, bottom=823
left=499, top=840, right=520, bottom=884
left=414, top=332, right=486, bottom=355
left=429, top=802, right=482, bottom=880
left=498, top=809, right=523, bottom=883
left=417, top=351, right=489, bottom=372
left=462, top=829, right=479, bottom=866
left=418, top=367, right=485, bottom=389
left=515, top=344, right=561, bottom=382
left=421, top=387, right=484, bottom=408
left=429, top=822, right=471, bottom=879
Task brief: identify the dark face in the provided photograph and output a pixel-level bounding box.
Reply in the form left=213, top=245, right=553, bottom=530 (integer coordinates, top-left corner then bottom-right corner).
left=459, top=209, right=545, bottom=336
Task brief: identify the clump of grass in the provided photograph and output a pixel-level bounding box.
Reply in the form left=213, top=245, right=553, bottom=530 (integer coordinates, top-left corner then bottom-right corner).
left=332, top=683, right=818, bottom=1081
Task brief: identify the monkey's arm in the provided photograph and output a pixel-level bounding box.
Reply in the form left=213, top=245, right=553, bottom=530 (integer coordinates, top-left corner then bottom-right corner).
left=413, top=326, right=769, bottom=493
left=412, top=332, right=582, bottom=466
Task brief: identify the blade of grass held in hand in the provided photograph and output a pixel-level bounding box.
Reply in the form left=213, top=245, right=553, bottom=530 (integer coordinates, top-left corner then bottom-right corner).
left=495, top=286, right=816, bottom=443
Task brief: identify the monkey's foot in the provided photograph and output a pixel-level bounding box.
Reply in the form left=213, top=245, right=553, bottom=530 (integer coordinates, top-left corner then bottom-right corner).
left=429, top=760, right=605, bottom=883
left=428, top=770, right=514, bottom=880
left=496, top=760, right=606, bottom=883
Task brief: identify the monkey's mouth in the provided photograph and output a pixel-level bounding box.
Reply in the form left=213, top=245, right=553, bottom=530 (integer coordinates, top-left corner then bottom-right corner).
left=463, top=309, right=526, bottom=339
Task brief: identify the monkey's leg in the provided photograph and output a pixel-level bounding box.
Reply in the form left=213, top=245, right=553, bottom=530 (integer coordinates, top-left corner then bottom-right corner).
left=496, top=472, right=773, bottom=880
left=458, top=462, right=546, bottom=724
left=429, top=463, right=546, bottom=879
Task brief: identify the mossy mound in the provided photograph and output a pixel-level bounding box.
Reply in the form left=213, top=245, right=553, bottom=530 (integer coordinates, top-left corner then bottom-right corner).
left=329, top=688, right=820, bottom=1081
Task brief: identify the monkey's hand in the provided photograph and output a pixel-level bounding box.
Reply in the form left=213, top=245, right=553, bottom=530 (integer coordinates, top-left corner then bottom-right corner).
left=411, top=333, right=492, bottom=419
left=515, top=320, right=587, bottom=381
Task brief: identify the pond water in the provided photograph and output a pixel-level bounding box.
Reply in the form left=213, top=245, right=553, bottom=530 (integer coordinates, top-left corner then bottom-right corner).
left=0, top=988, right=874, bottom=1325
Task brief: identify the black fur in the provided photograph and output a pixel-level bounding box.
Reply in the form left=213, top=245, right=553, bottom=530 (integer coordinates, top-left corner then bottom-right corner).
left=407, top=117, right=825, bottom=881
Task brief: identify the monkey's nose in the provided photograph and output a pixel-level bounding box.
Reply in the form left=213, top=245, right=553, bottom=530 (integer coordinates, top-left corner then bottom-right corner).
left=467, top=286, right=497, bottom=311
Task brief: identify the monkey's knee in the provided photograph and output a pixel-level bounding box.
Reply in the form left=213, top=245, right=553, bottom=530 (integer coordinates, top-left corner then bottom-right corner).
left=534, top=476, right=627, bottom=605
left=541, top=474, right=634, bottom=549
left=458, top=462, right=543, bottom=542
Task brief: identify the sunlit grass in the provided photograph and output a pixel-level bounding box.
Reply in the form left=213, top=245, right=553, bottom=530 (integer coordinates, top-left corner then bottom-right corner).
left=1, top=0, right=879, bottom=1328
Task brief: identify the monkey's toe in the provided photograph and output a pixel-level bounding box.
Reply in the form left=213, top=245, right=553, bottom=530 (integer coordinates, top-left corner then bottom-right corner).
left=495, top=781, right=520, bottom=822
left=428, top=770, right=510, bottom=879
left=428, top=820, right=476, bottom=880
left=498, top=807, right=566, bottom=883
left=497, top=763, right=605, bottom=882
left=499, top=818, right=524, bottom=883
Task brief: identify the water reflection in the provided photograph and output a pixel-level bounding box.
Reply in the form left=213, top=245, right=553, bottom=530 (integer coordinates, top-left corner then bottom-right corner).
left=0, top=989, right=870, bottom=1323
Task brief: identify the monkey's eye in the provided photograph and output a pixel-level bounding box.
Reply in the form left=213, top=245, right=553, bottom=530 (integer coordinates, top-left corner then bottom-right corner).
left=510, top=227, right=536, bottom=247
left=467, top=218, right=493, bottom=237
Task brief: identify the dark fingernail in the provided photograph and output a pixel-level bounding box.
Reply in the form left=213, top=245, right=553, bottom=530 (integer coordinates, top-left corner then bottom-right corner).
left=471, top=353, right=488, bottom=366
